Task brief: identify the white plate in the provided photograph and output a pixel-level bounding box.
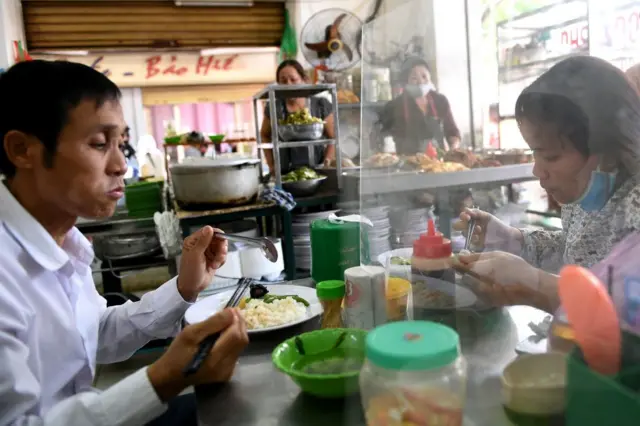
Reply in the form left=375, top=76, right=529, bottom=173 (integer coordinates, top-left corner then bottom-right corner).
left=185, top=285, right=322, bottom=334
left=378, top=248, right=413, bottom=277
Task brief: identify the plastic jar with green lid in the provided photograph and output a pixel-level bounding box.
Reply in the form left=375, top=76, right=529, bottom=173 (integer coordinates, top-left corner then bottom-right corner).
left=316, top=280, right=345, bottom=329
left=360, top=321, right=467, bottom=426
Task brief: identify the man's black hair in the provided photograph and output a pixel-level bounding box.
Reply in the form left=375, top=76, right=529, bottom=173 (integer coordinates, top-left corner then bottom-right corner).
left=0, top=60, right=121, bottom=177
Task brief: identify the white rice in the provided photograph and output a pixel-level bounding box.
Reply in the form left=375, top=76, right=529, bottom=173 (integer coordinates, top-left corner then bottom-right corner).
left=240, top=297, right=307, bottom=330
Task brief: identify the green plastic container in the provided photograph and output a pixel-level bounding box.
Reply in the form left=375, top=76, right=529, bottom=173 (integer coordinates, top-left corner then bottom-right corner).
left=310, top=219, right=370, bottom=283
left=566, top=331, right=640, bottom=426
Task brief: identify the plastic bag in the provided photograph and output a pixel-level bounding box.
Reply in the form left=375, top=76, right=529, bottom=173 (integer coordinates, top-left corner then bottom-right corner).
left=591, top=232, right=640, bottom=337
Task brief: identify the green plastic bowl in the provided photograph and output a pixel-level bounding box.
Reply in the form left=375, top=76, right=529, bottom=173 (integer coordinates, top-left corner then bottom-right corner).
left=208, top=134, right=225, bottom=143
left=272, top=328, right=367, bottom=398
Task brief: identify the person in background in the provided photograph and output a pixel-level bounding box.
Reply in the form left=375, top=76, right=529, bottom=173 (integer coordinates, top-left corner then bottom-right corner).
left=260, top=59, right=336, bottom=175
left=454, top=56, right=640, bottom=312
left=625, top=62, right=640, bottom=96
left=0, top=60, right=248, bottom=426
left=379, top=56, right=460, bottom=154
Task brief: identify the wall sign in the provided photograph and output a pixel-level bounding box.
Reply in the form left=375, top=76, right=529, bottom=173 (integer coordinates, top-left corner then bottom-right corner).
left=32, top=51, right=277, bottom=88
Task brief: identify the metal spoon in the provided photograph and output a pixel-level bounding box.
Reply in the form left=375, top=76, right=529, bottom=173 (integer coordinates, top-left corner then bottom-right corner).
left=463, top=206, right=478, bottom=252
left=214, top=233, right=278, bottom=263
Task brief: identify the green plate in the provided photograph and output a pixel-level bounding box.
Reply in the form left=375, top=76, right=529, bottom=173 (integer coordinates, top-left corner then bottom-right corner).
left=208, top=134, right=225, bottom=143
left=272, top=328, right=367, bottom=398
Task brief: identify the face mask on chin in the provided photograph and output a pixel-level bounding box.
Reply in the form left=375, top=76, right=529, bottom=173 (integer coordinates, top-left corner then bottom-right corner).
left=405, top=84, right=422, bottom=98
left=572, top=169, right=617, bottom=212
left=420, top=83, right=435, bottom=96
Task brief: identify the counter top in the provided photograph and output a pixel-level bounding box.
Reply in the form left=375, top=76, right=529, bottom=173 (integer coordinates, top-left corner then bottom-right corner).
left=196, top=289, right=547, bottom=426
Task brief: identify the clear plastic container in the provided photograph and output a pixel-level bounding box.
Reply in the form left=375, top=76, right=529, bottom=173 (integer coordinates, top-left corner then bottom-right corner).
left=360, top=321, right=467, bottom=426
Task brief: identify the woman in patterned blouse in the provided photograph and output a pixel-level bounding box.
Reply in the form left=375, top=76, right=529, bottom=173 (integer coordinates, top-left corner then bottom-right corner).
left=455, top=56, right=640, bottom=312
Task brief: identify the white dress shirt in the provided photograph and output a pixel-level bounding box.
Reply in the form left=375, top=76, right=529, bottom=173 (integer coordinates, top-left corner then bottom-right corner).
left=0, top=182, right=193, bottom=426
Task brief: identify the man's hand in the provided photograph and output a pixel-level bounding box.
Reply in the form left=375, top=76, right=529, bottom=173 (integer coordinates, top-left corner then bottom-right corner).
left=178, top=226, right=227, bottom=301
left=147, top=308, right=249, bottom=402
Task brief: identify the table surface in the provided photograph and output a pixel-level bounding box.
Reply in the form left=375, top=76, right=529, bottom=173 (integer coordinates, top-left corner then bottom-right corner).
left=195, top=285, right=548, bottom=426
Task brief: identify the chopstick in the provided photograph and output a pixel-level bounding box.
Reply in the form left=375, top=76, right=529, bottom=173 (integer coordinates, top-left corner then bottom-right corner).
left=182, top=277, right=252, bottom=377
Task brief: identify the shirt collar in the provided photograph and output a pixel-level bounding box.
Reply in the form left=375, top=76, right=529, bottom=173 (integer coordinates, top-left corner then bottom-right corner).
left=0, top=183, right=94, bottom=271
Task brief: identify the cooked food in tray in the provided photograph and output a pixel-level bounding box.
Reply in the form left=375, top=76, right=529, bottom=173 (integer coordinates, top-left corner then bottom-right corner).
left=364, top=153, right=400, bottom=168
left=404, top=153, right=469, bottom=173
left=337, top=89, right=360, bottom=104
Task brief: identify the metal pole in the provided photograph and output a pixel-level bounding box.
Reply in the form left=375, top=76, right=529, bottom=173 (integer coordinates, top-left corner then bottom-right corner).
left=331, top=86, right=343, bottom=188
left=269, top=90, right=282, bottom=187
left=464, top=0, right=477, bottom=149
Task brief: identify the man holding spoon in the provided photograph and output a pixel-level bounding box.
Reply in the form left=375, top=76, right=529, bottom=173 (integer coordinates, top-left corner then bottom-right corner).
left=0, top=60, right=248, bottom=426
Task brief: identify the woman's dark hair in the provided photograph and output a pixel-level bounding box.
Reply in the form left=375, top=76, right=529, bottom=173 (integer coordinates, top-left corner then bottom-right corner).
left=515, top=93, right=590, bottom=157
left=0, top=60, right=121, bottom=177
left=276, top=59, right=306, bottom=81
left=513, top=56, right=640, bottom=178
left=400, top=56, right=430, bottom=84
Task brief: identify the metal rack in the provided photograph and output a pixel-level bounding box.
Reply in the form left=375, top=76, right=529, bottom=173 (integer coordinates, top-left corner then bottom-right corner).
left=346, top=163, right=538, bottom=237
left=252, top=84, right=343, bottom=188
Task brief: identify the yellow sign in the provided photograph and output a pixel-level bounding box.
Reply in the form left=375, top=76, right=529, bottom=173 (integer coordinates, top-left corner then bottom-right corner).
left=32, top=51, right=278, bottom=88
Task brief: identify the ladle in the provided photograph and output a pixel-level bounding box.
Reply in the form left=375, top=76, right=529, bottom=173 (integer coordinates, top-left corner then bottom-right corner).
left=215, top=232, right=278, bottom=263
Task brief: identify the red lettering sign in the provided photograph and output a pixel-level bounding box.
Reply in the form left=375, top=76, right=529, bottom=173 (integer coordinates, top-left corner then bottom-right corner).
left=144, top=54, right=237, bottom=80
left=195, top=54, right=238, bottom=75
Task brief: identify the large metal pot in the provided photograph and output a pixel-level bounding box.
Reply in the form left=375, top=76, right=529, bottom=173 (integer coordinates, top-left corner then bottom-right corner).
left=170, top=157, right=261, bottom=205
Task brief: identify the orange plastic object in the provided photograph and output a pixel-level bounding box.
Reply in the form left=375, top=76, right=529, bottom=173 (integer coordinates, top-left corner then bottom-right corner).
left=558, top=265, right=621, bottom=376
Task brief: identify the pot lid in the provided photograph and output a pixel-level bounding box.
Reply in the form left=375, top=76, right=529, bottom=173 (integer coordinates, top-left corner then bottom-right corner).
left=170, top=157, right=260, bottom=171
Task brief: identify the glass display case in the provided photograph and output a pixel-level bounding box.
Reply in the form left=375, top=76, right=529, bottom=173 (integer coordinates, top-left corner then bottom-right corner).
left=352, top=0, right=538, bottom=272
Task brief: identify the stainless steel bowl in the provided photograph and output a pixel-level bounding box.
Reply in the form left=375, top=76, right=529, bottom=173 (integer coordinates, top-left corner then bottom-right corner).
left=282, top=176, right=327, bottom=197
left=278, top=123, right=324, bottom=142
left=93, top=232, right=161, bottom=261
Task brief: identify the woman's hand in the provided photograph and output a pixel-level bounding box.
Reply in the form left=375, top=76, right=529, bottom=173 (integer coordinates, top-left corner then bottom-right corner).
left=178, top=226, right=228, bottom=302
left=456, top=251, right=558, bottom=312
left=452, top=208, right=521, bottom=252
left=147, top=308, right=249, bottom=401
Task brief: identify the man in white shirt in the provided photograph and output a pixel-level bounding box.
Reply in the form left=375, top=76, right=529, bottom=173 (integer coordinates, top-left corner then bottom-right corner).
left=0, top=60, right=249, bottom=425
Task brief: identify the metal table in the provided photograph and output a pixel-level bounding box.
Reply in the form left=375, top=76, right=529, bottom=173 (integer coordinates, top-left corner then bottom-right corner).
left=196, top=292, right=547, bottom=426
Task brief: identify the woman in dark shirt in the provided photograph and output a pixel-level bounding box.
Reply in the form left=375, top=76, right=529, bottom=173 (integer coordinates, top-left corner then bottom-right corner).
left=259, top=60, right=336, bottom=175
left=380, top=56, right=460, bottom=154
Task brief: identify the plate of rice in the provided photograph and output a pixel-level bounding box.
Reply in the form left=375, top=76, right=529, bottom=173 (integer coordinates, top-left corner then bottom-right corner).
left=184, top=284, right=322, bottom=333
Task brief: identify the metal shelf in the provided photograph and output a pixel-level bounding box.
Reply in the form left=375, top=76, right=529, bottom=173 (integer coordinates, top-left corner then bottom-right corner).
left=253, top=84, right=336, bottom=100
left=347, top=163, right=536, bottom=195
left=257, top=139, right=336, bottom=149
left=252, top=83, right=342, bottom=188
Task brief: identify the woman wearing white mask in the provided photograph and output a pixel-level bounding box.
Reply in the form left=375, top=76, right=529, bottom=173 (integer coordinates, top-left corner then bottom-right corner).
left=454, top=56, right=640, bottom=312
left=379, top=56, right=461, bottom=153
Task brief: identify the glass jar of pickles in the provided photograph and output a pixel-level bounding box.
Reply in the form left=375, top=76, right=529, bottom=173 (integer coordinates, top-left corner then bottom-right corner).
left=360, top=321, right=467, bottom=426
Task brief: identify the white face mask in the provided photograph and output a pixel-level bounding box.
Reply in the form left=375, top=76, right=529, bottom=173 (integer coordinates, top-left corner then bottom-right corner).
left=420, top=83, right=435, bottom=96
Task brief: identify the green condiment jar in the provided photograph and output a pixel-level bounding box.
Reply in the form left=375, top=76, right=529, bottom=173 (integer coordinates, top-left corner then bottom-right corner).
left=316, top=280, right=346, bottom=329
left=310, top=219, right=369, bottom=283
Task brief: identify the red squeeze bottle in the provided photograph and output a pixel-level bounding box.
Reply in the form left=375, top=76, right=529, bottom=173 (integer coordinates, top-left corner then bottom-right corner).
left=413, top=219, right=452, bottom=259
left=411, top=219, right=455, bottom=286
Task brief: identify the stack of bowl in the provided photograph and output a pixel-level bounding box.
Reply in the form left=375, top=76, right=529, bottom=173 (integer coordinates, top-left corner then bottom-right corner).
left=124, top=179, right=164, bottom=218
left=339, top=203, right=391, bottom=259
left=389, top=207, right=431, bottom=249
left=292, top=210, right=337, bottom=271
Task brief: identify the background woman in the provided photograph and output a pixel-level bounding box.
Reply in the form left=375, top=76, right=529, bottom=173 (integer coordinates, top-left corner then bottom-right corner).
left=259, top=60, right=336, bottom=175
left=378, top=56, right=460, bottom=154
left=455, top=56, right=640, bottom=312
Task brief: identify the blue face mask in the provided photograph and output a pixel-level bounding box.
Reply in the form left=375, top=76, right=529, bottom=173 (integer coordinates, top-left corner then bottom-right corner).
left=575, top=170, right=617, bottom=212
